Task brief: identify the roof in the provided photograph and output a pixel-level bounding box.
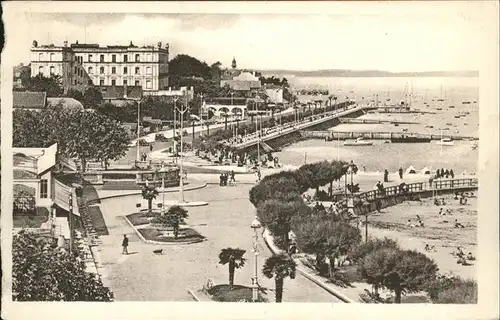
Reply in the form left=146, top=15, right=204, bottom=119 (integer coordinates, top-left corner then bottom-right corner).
left=14, top=169, right=39, bottom=179
left=122, top=122, right=138, bottom=130
left=296, top=94, right=329, bottom=103
left=100, top=86, right=143, bottom=100
left=47, top=97, right=84, bottom=110
left=13, top=91, right=47, bottom=109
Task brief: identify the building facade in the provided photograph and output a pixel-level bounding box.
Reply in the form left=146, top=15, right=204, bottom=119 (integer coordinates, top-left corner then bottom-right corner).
left=30, top=41, right=92, bottom=93
left=70, top=41, right=169, bottom=91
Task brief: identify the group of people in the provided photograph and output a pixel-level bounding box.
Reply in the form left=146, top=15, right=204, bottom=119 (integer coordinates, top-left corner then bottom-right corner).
left=407, top=215, right=425, bottom=228
left=436, top=168, right=455, bottom=179
left=219, top=171, right=236, bottom=186
left=454, top=246, right=475, bottom=265
left=454, top=192, right=470, bottom=205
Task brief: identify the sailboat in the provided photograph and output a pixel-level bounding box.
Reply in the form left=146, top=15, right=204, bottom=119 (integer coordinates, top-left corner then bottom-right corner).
left=437, top=85, right=445, bottom=102
left=436, top=128, right=454, bottom=146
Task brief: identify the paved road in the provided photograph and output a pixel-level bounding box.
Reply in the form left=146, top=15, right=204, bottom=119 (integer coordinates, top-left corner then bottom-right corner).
left=96, top=184, right=342, bottom=302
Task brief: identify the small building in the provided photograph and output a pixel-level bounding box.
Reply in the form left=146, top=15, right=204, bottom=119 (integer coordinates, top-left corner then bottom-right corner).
left=13, top=91, right=47, bottom=110
left=13, top=63, right=31, bottom=89
left=221, top=71, right=262, bottom=92
left=265, top=85, right=284, bottom=104
left=143, top=116, right=163, bottom=132
left=100, top=85, right=142, bottom=106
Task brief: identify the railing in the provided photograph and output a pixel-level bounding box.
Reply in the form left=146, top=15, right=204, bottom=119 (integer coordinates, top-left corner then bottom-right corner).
left=337, top=177, right=478, bottom=204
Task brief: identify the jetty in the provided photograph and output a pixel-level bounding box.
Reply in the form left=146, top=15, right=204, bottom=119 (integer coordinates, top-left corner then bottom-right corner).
left=302, top=131, right=478, bottom=141
left=223, top=103, right=376, bottom=152
left=338, top=118, right=419, bottom=125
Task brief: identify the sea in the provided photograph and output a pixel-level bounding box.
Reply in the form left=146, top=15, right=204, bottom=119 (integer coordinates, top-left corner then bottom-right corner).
left=276, top=77, right=479, bottom=174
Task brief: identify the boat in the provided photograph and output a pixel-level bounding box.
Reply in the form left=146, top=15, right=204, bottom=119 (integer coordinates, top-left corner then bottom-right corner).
left=343, top=137, right=374, bottom=146
left=436, top=107, right=442, bottom=110
left=446, top=122, right=453, bottom=126
left=449, top=105, right=455, bottom=108
left=462, top=101, right=471, bottom=104
left=383, top=140, right=391, bottom=144
left=425, top=125, right=434, bottom=128
left=454, top=115, right=461, bottom=118
left=394, top=123, right=399, bottom=127
left=391, top=135, right=431, bottom=143
left=437, top=138, right=454, bottom=146
left=437, top=98, right=445, bottom=102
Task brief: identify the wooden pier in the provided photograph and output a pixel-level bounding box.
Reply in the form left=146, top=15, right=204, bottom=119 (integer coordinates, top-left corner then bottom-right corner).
left=301, top=130, right=478, bottom=141
left=339, top=118, right=419, bottom=125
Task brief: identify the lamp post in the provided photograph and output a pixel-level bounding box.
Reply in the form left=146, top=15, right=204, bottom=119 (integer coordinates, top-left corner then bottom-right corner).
left=68, top=188, right=74, bottom=254
left=158, top=162, right=167, bottom=215
left=231, top=92, right=234, bottom=106
left=199, top=93, right=204, bottom=120
left=250, top=216, right=262, bottom=302
left=173, top=96, right=179, bottom=164
left=136, top=99, right=142, bottom=162
left=175, top=102, right=189, bottom=203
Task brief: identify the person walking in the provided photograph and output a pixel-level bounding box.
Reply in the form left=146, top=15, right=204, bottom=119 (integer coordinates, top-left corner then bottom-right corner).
left=149, top=144, right=153, bottom=152
left=230, top=170, right=236, bottom=183
left=122, top=235, right=129, bottom=255
left=450, top=169, right=455, bottom=179
left=384, top=169, right=389, bottom=183
left=398, top=167, right=403, bottom=180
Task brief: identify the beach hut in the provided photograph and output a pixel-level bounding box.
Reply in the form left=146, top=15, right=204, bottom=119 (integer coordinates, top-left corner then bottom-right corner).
left=420, top=167, right=431, bottom=175
left=405, top=165, right=417, bottom=175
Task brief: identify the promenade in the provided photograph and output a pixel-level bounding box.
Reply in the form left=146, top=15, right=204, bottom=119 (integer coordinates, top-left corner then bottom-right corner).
left=93, top=183, right=342, bottom=302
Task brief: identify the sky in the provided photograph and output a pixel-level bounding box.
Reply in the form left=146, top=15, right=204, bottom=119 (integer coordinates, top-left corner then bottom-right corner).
left=5, top=8, right=486, bottom=72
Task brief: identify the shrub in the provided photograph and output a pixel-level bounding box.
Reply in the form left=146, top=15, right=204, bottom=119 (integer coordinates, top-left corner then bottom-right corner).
left=315, top=189, right=329, bottom=201
left=427, top=276, right=477, bottom=304
left=352, top=237, right=400, bottom=262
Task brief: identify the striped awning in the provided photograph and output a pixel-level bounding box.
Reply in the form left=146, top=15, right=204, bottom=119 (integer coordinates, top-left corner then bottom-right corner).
left=54, top=179, right=80, bottom=216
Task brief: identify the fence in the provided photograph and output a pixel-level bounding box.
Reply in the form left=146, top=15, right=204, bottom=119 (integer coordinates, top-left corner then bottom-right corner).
left=333, top=177, right=478, bottom=204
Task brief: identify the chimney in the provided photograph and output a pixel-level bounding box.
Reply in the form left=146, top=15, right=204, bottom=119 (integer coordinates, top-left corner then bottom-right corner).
left=76, top=40, right=79, bottom=44
left=123, top=84, right=128, bottom=99
left=64, top=41, right=68, bottom=47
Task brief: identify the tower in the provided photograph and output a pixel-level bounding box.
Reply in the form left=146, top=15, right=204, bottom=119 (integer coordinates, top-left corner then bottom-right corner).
left=231, top=57, right=237, bottom=69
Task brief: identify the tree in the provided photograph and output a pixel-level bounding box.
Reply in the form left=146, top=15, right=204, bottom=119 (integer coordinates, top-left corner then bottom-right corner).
left=141, top=185, right=159, bottom=216
left=168, top=54, right=211, bottom=80
left=12, top=230, right=113, bottom=301
left=293, top=216, right=361, bottom=278
left=352, top=237, right=399, bottom=262
left=358, top=248, right=439, bottom=303
left=66, top=88, right=84, bottom=102
left=262, top=254, right=297, bottom=303
left=82, top=87, right=103, bottom=108
left=13, top=106, right=130, bottom=171
left=218, top=248, right=246, bottom=290
left=257, top=199, right=310, bottom=252
left=249, top=176, right=302, bottom=207
left=25, top=74, right=64, bottom=97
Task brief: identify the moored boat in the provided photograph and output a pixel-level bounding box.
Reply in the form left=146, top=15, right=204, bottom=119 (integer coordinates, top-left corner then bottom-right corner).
left=343, top=137, right=373, bottom=146
left=391, top=135, right=431, bottom=143
left=436, top=138, right=454, bottom=146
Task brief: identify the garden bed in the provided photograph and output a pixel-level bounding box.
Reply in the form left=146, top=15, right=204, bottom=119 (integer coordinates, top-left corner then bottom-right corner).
left=138, top=227, right=205, bottom=243
left=207, top=284, right=267, bottom=302
left=126, top=212, right=152, bottom=226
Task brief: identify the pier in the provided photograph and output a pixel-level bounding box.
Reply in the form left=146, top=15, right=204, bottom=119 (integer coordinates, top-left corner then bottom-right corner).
left=301, top=131, right=478, bottom=141
left=224, top=103, right=376, bottom=151
left=339, top=118, right=419, bottom=125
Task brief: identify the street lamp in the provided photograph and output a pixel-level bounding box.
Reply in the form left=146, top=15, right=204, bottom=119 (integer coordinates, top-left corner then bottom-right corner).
left=158, top=162, right=168, bottom=215
left=136, top=98, right=145, bottom=163
left=173, top=96, right=179, bottom=164
left=250, top=216, right=262, bottom=302
left=175, top=102, right=189, bottom=203
left=231, top=92, right=234, bottom=106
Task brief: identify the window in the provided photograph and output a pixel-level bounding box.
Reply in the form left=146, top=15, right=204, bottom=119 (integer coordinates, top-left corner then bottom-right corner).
left=88, top=80, right=93, bottom=85
left=147, top=54, right=151, bottom=62
left=40, top=180, right=48, bottom=199
left=74, top=79, right=77, bottom=85
left=135, top=54, right=140, bottom=62
left=146, top=80, right=152, bottom=89
left=111, top=79, right=116, bottom=86
left=112, top=67, right=116, bottom=74
left=100, top=55, right=105, bottom=62
left=124, top=55, right=128, bottom=62
left=100, top=67, right=104, bottom=74
left=88, top=67, right=93, bottom=74
left=112, top=54, right=116, bottom=62
left=38, top=66, right=43, bottom=74
left=38, top=53, right=43, bottom=61
left=124, top=67, right=128, bottom=74
left=135, top=67, right=140, bottom=74
left=100, top=79, right=104, bottom=86
left=88, top=54, right=93, bottom=62
left=50, top=53, right=55, bottom=61
left=146, top=67, right=152, bottom=74
left=123, top=80, right=128, bottom=85
left=50, top=66, right=55, bottom=75
left=135, top=80, right=140, bottom=86
left=74, top=66, right=77, bottom=74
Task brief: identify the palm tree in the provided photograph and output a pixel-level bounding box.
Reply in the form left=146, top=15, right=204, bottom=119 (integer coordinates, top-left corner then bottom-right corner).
left=262, top=254, right=297, bottom=302
left=218, top=248, right=246, bottom=290
left=141, top=185, right=159, bottom=216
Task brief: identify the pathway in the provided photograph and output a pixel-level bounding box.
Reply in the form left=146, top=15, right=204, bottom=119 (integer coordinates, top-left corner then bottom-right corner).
left=95, top=184, right=342, bottom=302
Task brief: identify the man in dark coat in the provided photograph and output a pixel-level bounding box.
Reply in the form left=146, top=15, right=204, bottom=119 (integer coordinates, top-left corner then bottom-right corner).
left=122, top=235, right=129, bottom=255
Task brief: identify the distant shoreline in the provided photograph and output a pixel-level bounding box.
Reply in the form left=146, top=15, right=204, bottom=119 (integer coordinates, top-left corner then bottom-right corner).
left=258, top=70, right=479, bottom=78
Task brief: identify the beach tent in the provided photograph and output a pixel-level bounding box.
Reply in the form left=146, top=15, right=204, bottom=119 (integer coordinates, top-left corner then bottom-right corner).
left=405, top=165, right=417, bottom=174
left=420, top=167, right=432, bottom=175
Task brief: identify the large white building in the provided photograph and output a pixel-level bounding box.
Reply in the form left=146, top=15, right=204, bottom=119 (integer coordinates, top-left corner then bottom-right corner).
left=30, top=40, right=170, bottom=92
left=30, top=41, right=92, bottom=93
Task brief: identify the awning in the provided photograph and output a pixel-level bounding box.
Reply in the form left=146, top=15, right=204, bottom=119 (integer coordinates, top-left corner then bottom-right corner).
left=54, top=179, right=80, bottom=216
